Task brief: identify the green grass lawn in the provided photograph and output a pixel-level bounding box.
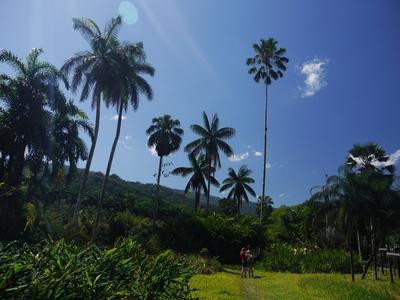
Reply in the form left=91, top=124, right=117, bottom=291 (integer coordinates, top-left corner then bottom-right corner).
left=190, top=267, right=400, bottom=300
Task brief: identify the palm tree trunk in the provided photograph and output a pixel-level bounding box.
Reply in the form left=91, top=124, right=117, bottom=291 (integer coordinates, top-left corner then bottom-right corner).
left=8, top=142, right=26, bottom=187
left=91, top=98, right=123, bottom=241
left=73, top=92, right=101, bottom=223
left=152, top=155, right=163, bottom=228
left=325, top=212, right=329, bottom=240
left=195, top=187, right=200, bottom=212
left=356, top=228, right=362, bottom=260
left=0, top=151, right=5, bottom=180
left=261, top=83, right=269, bottom=222
left=206, top=152, right=211, bottom=215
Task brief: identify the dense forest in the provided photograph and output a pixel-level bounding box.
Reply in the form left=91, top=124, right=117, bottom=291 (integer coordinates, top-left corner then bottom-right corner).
left=1, top=14, right=400, bottom=299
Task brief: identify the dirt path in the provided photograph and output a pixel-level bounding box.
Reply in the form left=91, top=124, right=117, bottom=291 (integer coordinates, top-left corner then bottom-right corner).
left=240, top=277, right=262, bottom=299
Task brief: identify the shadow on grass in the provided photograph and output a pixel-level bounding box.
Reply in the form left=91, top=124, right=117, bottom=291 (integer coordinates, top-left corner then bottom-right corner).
left=222, top=267, right=265, bottom=279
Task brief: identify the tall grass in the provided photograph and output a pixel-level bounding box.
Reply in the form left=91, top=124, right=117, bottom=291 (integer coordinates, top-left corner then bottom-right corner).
left=260, top=243, right=362, bottom=273
left=0, top=239, right=193, bottom=299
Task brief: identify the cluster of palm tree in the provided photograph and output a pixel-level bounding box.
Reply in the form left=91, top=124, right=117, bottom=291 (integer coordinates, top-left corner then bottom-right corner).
left=62, top=16, right=154, bottom=240
left=1, top=12, right=289, bottom=239
left=309, top=143, right=400, bottom=256
left=0, top=48, right=93, bottom=239
left=0, top=16, right=154, bottom=241
left=146, top=111, right=259, bottom=216
left=148, top=38, right=290, bottom=219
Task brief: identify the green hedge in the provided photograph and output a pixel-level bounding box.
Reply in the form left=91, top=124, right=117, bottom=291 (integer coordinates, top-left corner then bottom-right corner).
left=260, top=243, right=362, bottom=274
left=0, top=239, right=193, bottom=299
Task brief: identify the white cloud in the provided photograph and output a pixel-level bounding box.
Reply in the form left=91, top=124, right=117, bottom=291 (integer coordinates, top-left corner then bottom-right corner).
left=388, top=150, right=400, bottom=165
left=229, top=152, right=249, bottom=162
left=349, top=149, right=400, bottom=168
left=118, top=139, right=133, bottom=150
left=266, top=162, right=272, bottom=169
left=124, top=135, right=132, bottom=141
left=110, top=115, right=127, bottom=121
left=279, top=193, right=286, bottom=198
left=148, top=145, right=158, bottom=156
left=253, top=151, right=262, bottom=157
left=298, top=57, right=329, bottom=97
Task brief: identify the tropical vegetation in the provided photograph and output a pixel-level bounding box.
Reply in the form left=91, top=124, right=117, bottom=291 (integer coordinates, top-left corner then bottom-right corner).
left=1, top=13, right=400, bottom=300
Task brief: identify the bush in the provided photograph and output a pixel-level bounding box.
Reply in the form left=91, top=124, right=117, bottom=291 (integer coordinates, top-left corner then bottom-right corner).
left=182, top=254, right=222, bottom=274
left=0, top=239, right=193, bottom=299
left=261, top=243, right=362, bottom=274
left=159, top=213, right=266, bottom=263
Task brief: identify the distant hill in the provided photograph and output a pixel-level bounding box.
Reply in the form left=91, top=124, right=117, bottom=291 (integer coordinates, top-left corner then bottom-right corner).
left=66, top=169, right=257, bottom=215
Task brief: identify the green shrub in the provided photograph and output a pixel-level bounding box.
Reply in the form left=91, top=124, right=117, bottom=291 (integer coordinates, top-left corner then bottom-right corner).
left=159, top=213, right=266, bottom=263
left=182, top=254, right=222, bottom=274
left=261, top=243, right=362, bottom=274
left=0, top=239, right=193, bottom=299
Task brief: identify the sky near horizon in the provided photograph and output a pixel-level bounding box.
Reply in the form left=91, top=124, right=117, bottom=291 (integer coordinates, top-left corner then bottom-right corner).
left=1, top=0, right=399, bottom=206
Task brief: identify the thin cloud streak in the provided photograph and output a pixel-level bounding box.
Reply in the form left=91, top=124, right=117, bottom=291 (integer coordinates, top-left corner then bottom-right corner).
left=229, top=152, right=249, bottom=162
left=110, top=115, right=126, bottom=121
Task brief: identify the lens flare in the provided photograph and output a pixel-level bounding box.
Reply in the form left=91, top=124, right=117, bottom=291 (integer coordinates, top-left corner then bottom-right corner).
left=118, top=1, right=138, bottom=25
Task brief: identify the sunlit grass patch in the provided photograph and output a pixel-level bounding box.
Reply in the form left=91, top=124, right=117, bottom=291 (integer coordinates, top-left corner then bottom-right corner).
left=191, top=267, right=400, bottom=300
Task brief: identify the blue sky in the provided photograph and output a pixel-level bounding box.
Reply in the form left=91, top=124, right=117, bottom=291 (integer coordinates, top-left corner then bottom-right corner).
left=1, top=0, right=399, bottom=206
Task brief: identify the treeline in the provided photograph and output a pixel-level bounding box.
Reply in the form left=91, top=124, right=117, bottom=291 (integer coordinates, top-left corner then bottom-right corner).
left=267, top=143, right=400, bottom=257
left=1, top=14, right=399, bottom=266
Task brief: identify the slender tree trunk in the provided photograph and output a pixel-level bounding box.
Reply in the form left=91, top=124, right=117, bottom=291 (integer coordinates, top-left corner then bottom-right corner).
left=261, top=83, right=269, bottom=222
left=73, top=92, right=101, bottom=223
left=356, top=228, right=362, bottom=261
left=91, top=99, right=123, bottom=241
left=0, top=152, right=5, bottom=181
left=349, top=230, right=355, bottom=282
left=237, top=196, right=240, bottom=215
left=8, top=142, right=25, bottom=187
left=205, top=151, right=211, bottom=215
left=325, top=212, right=329, bottom=240
left=152, top=155, right=163, bottom=228
left=195, top=187, right=200, bottom=212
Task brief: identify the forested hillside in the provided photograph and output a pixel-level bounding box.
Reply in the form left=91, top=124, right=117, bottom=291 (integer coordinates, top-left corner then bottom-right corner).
left=65, top=168, right=258, bottom=216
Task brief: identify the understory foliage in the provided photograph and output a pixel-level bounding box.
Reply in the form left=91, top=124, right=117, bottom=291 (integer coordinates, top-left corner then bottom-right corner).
left=261, top=243, right=362, bottom=274
left=0, top=239, right=193, bottom=300
left=159, top=213, right=266, bottom=263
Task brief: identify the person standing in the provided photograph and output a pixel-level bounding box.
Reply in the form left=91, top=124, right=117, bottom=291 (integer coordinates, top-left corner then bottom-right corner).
left=240, top=247, right=247, bottom=278
left=246, top=245, right=255, bottom=278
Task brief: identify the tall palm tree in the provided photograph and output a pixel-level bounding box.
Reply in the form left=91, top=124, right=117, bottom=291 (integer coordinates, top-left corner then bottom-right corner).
left=91, top=42, right=154, bottom=241
left=220, top=165, right=256, bottom=214
left=172, top=153, right=219, bottom=212
left=146, top=115, right=184, bottom=226
left=346, top=143, right=396, bottom=251
left=62, top=16, right=128, bottom=223
left=0, top=48, right=67, bottom=187
left=246, top=38, right=289, bottom=221
left=185, top=112, right=235, bottom=214
left=256, top=195, right=274, bottom=220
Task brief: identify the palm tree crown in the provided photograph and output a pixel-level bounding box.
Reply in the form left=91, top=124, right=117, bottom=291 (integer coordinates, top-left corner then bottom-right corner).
left=0, top=48, right=67, bottom=186
left=347, top=143, right=395, bottom=175
left=257, top=195, right=274, bottom=219
left=220, top=165, right=256, bottom=214
left=172, top=153, right=219, bottom=211
left=185, top=111, right=235, bottom=214
left=246, top=38, right=289, bottom=85
left=146, top=115, right=183, bottom=157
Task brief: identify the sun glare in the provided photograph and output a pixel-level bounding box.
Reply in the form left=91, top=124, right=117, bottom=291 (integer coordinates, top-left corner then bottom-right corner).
left=118, top=1, right=138, bottom=25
